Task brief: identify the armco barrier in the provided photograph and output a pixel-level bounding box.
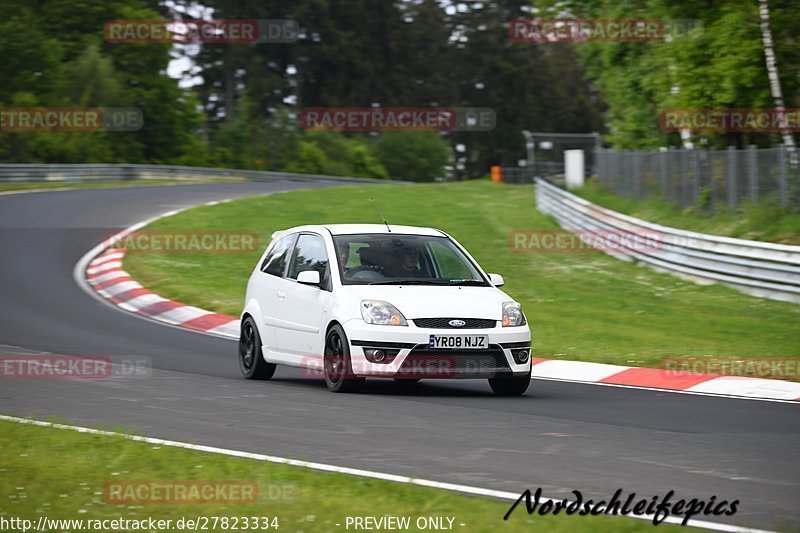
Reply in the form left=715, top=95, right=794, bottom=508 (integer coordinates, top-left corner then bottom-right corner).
left=535, top=178, right=800, bottom=304
left=0, top=164, right=407, bottom=185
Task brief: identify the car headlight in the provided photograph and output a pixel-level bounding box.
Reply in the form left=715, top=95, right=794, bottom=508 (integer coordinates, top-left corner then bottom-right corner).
left=361, top=300, right=408, bottom=326
left=502, top=301, right=526, bottom=327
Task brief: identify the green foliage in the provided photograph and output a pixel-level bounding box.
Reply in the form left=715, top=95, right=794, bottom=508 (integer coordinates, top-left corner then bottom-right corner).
left=373, top=131, right=450, bottom=181
left=575, top=180, right=800, bottom=245
left=285, top=141, right=329, bottom=175
left=575, top=0, right=797, bottom=149
left=4, top=0, right=794, bottom=171
left=0, top=0, right=202, bottom=164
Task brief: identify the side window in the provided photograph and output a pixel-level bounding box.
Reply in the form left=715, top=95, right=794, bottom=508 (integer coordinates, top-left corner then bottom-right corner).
left=288, top=234, right=329, bottom=280
left=261, top=234, right=296, bottom=277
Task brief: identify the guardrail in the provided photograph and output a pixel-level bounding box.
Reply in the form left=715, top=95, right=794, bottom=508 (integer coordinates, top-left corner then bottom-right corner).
left=536, top=178, right=800, bottom=304
left=0, top=164, right=407, bottom=184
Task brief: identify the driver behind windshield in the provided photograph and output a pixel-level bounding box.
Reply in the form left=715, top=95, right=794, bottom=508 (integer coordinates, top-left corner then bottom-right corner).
left=391, top=244, right=424, bottom=277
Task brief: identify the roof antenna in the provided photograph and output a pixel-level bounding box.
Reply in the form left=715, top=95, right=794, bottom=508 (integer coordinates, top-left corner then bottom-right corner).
left=371, top=196, right=391, bottom=232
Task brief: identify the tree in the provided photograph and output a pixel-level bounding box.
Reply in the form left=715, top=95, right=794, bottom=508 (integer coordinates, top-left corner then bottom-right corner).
left=373, top=131, right=450, bottom=181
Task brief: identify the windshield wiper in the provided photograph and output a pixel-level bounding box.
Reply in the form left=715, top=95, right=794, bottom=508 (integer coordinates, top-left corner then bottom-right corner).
left=368, top=279, right=485, bottom=286
left=368, top=279, right=445, bottom=285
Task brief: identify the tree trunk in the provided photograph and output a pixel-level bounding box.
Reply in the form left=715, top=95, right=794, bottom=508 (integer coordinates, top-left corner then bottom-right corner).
left=759, top=0, right=797, bottom=167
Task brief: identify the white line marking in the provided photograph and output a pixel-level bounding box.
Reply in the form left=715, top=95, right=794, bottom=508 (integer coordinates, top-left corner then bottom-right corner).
left=0, top=415, right=775, bottom=533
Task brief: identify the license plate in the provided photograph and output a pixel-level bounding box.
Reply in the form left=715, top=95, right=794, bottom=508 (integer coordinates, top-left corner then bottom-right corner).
left=429, top=334, right=488, bottom=350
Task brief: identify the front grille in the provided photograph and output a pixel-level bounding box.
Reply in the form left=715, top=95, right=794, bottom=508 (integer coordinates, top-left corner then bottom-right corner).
left=413, top=318, right=497, bottom=329
left=397, top=344, right=511, bottom=378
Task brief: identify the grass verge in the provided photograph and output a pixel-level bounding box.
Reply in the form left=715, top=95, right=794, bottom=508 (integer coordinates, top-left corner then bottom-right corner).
left=0, top=419, right=686, bottom=532
left=122, top=180, right=800, bottom=373
left=573, top=180, right=800, bottom=245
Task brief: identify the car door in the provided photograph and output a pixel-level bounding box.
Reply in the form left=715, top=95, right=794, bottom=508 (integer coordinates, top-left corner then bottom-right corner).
left=275, top=233, right=331, bottom=360
left=251, top=233, right=297, bottom=357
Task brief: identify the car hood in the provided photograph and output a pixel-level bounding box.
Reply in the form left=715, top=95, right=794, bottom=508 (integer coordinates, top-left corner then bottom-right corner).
left=342, top=284, right=512, bottom=320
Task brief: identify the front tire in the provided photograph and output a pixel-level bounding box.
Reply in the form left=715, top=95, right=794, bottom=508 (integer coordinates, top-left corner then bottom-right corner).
left=488, top=370, right=530, bottom=396
left=324, top=325, right=364, bottom=393
left=239, top=316, right=276, bottom=380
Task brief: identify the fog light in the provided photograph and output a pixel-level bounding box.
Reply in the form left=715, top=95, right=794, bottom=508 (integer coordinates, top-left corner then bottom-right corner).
left=513, top=349, right=530, bottom=364
left=364, top=348, right=398, bottom=363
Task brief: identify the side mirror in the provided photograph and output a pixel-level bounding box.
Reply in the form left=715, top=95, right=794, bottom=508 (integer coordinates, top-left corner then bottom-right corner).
left=297, top=270, right=321, bottom=286
left=488, top=273, right=504, bottom=287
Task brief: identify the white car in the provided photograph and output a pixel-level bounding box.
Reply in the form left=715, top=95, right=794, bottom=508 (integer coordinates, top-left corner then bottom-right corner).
left=238, top=224, right=531, bottom=395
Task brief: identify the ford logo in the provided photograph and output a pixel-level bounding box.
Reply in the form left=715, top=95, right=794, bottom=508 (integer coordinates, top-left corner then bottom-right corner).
left=448, top=319, right=466, bottom=328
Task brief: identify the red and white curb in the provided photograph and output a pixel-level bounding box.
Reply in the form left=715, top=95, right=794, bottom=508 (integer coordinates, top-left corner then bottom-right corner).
left=79, top=210, right=800, bottom=403
left=85, top=241, right=240, bottom=340
left=531, top=359, right=800, bottom=402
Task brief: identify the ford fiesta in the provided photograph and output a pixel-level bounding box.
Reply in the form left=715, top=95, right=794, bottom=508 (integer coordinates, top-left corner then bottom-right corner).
left=238, top=224, right=531, bottom=395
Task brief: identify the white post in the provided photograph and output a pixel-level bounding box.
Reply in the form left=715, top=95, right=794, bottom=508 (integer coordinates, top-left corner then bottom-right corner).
left=565, top=149, right=585, bottom=189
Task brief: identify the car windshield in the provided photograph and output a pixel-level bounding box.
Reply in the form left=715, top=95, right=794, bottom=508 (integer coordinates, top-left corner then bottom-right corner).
left=333, top=234, right=488, bottom=286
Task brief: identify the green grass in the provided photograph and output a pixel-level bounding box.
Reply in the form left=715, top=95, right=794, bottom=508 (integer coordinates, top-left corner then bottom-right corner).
left=573, top=180, right=800, bottom=245
left=0, top=419, right=685, bottom=532
left=0, top=178, right=244, bottom=192
left=123, top=181, right=800, bottom=371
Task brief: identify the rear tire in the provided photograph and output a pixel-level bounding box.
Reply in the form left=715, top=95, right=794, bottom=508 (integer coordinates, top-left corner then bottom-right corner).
left=488, top=370, right=530, bottom=396
left=324, top=325, right=364, bottom=393
left=239, top=316, right=276, bottom=380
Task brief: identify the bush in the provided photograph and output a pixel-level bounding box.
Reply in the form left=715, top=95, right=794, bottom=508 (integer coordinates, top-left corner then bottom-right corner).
left=288, top=132, right=389, bottom=179
left=372, top=131, right=450, bottom=181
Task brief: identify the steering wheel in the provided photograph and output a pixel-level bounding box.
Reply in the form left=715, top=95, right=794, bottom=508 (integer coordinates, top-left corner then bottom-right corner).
left=344, top=265, right=384, bottom=279
left=345, top=265, right=384, bottom=281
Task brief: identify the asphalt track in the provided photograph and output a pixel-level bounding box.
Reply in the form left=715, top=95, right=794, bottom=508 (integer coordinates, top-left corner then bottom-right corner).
left=0, top=181, right=798, bottom=531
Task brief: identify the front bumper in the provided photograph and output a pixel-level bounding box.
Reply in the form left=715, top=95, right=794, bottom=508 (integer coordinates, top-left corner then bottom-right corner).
left=342, top=318, right=531, bottom=379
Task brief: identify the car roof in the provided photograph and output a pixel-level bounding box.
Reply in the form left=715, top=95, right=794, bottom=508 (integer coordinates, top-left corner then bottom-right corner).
left=272, top=224, right=447, bottom=239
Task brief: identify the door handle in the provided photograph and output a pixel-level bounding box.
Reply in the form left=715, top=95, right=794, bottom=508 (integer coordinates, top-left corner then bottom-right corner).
left=277, top=291, right=286, bottom=300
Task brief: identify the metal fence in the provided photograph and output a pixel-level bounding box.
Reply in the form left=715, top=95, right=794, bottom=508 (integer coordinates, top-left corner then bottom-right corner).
left=499, top=167, right=534, bottom=184
left=596, top=145, right=799, bottom=210
left=0, top=164, right=407, bottom=185
left=536, top=178, right=800, bottom=304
